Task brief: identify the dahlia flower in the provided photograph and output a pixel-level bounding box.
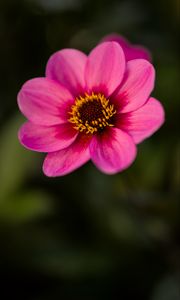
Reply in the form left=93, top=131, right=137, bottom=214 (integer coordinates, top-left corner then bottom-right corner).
left=18, top=41, right=164, bottom=176
left=102, top=33, right=151, bottom=61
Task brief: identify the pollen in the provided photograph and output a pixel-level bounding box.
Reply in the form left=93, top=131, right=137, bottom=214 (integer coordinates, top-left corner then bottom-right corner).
left=68, top=92, right=116, bottom=134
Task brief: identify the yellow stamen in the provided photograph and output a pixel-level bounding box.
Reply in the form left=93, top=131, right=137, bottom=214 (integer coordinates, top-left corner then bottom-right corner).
left=68, top=92, right=116, bottom=134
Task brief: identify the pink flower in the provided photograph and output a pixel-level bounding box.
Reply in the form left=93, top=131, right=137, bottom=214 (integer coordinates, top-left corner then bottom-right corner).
left=101, top=33, right=151, bottom=61
left=18, top=41, right=164, bottom=177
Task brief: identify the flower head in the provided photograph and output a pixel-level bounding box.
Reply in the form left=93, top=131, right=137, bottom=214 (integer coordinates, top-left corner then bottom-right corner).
left=18, top=40, right=164, bottom=176
left=101, top=33, right=151, bottom=61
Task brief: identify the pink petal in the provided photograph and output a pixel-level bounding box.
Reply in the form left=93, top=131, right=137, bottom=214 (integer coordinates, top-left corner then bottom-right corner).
left=102, top=34, right=151, bottom=61
left=46, top=49, right=87, bottom=96
left=18, top=122, right=78, bottom=152
left=89, top=127, right=137, bottom=174
left=114, top=59, right=155, bottom=113
left=116, top=97, right=165, bottom=144
left=43, top=135, right=91, bottom=177
left=85, top=42, right=125, bottom=97
left=17, top=78, right=74, bottom=126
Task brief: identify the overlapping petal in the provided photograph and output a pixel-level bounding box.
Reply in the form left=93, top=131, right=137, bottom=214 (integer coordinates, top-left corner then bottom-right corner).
left=89, top=127, right=137, bottom=174
left=43, top=135, right=91, bottom=176
left=18, top=122, right=78, bottom=152
left=114, top=59, right=155, bottom=113
left=116, top=97, right=165, bottom=144
left=85, top=42, right=125, bottom=97
left=46, top=49, right=87, bottom=96
left=102, top=34, right=151, bottom=61
left=17, top=78, right=74, bottom=125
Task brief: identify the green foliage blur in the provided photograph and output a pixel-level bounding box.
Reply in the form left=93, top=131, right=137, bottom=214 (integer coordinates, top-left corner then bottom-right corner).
left=0, top=0, right=179, bottom=299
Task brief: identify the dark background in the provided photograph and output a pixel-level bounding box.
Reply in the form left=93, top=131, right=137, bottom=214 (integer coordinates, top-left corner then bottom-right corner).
left=0, top=0, right=179, bottom=299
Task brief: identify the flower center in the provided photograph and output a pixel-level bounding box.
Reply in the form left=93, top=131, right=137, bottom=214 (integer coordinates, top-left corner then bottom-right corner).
left=68, top=92, right=116, bottom=134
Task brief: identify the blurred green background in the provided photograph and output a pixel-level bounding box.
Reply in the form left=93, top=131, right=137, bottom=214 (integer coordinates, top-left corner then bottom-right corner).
left=0, top=0, right=179, bottom=299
